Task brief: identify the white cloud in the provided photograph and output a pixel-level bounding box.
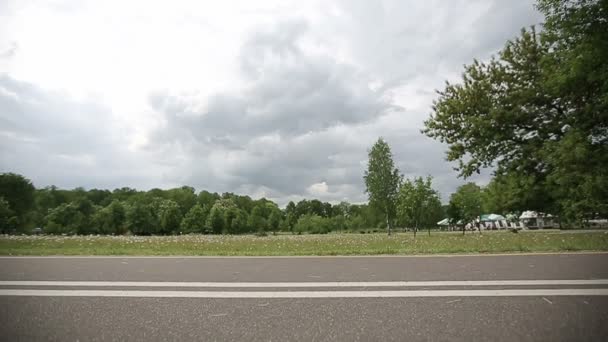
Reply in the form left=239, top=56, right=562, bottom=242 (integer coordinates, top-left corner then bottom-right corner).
left=0, top=0, right=541, bottom=204
left=307, top=182, right=329, bottom=196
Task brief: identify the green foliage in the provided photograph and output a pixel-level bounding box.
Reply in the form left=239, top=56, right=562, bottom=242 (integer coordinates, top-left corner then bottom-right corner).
left=543, top=129, right=608, bottom=223
left=157, top=199, right=182, bottom=235
left=180, top=204, right=208, bottom=233
left=449, top=183, right=483, bottom=233
left=0, top=173, right=438, bottom=235
left=294, top=214, right=331, bottom=234
left=0, top=173, right=36, bottom=229
left=285, top=201, right=297, bottom=229
left=423, top=0, right=608, bottom=221
left=247, top=206, right=267, bottom=233
left=86, top=189, right=113, bottom=206
left=197, top=191, right=220, bottom=213
left=268, top=209, right=282, bottom=233
left=346, top=215, right=366, bottom=231
left=91, top=200, right=127, bottom=235
left=397, top=176, right=442, bottom=236
left=330, top=215, right=347, bottom=232
left=44, top=203, right=87, bottom=235
left=126, top=202, right=157, bottom=235
left=206, top=204, right=225, bottom=234
left=231, top=209, right=249, bottom=234
left=0, top=197, right=15, bottom=233
left=166, top=186, right=197, bottom=216
left=363, top=138, right=402, bottom=234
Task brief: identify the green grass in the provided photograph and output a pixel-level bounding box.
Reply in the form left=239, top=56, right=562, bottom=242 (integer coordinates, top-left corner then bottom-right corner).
left=1, top=230, right=608, bottom=256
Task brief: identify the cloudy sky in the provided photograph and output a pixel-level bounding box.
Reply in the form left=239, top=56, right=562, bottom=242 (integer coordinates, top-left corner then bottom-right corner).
left=0, top=0, right=542, bottom=205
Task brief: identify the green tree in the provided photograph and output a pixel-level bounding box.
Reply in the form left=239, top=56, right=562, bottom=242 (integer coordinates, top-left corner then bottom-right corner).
left=294, top=214, right=331, bottom=234
left=126, top=202, right=157, bottom=235
left=248, top=206, right=267, bottom=234
left=295, top=200, right=310, bottom=218
left=86, top=189, right=113, bottom=206
left=157, top=199, right=182, bottom=234
left=363, top=138, right=402, bottom=235
left=231, top=209, right=249, bottom=233
left=423, top=0, right=608, bottom=222
left=224, top=207, right=239, bottom=234
left=397, top=176, right=443, bottom=237
left=284, top=201, right=297, bottom=231
left=44, top=203, right=86, bottom=234
left=166, top=186, right=197, bottom=216
left=206, top=204, right=225, bottom=234
left=449, top=183, right=483, bottom=235
left=0, top=173, right=36, bottom=230
left=0, top=197, right=15, bottom=233
left=91, top=200, right=127, bottom=235
left=268, top=209, right=282, bottom=234
left=180, top=203, right=208, bottom=233
left=346, top=215, right=365, bottom=231
left=198, top=190, right=220, bottom=209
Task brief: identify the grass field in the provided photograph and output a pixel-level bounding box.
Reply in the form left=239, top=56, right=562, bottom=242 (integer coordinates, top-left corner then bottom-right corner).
left=1, top=230, right=607, bottom=256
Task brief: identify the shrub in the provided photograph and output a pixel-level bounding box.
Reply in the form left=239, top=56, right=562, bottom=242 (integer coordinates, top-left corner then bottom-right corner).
left=294, top=214, right=332, bottom=234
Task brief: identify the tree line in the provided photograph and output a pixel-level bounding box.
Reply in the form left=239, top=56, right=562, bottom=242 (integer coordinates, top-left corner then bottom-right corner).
left=0, top=172, right=399, bottom=235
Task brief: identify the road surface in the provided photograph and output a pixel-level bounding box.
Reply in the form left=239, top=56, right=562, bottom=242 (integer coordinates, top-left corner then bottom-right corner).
left=0, top=253, right=607, bottom=341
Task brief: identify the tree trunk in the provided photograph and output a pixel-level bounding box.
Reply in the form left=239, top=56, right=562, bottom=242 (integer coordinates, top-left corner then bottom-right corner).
left=462, top=223, right=465, bottom=235
left=414, top=221, right=417, bottom=238
left=386, top=212, right=391, bottom=236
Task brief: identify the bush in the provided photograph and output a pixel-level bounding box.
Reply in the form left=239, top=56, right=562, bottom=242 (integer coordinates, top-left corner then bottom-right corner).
left=294, top=214, right=332, bottom=234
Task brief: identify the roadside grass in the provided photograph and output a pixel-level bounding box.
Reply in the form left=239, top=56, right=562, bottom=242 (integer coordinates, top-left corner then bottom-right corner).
left=1, top=230, right=607, bottom=256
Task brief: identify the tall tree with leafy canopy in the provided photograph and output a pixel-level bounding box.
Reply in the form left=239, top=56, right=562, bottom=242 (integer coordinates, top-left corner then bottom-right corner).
left=364, top=138, right=402, bottom=235
left=449, top=183, right=483, bottom=235
left=423, top=0, right=608, bottom=223
left=397, top=176, right=442, bottom=237
left=91, top=200, right=127, bottom=235
left=248, top=205, right=268, bottom=234
left=180, top=203, right=208, bottom=233
left=156, top=199, right=182, bottom=235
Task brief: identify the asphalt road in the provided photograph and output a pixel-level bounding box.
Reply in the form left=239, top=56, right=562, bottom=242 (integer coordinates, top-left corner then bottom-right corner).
left=1, top=253, right=607, bottom=341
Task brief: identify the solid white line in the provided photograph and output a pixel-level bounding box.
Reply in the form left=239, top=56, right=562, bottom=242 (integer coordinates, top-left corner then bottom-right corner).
left=1, top=288, right=607, bottom=298
left=1, top=279, right=608, bottom=288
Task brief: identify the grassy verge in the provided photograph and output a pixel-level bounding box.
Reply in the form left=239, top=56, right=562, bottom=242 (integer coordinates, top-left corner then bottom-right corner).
left=1, top=231, right=607, bottom=256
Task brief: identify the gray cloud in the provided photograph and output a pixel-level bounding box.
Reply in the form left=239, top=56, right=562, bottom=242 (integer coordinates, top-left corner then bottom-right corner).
left=151, top=20, right=397, bottom=145
left=0, top=74, right=167, bottom=190
left=145, top=4, right=528, bottom=204
left=1, top=0, right=540, bottom=205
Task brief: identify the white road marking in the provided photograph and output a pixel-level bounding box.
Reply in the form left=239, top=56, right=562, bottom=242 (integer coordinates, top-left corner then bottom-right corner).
left=0, top=288, right=607, bottom=298
left=1, top=279, right=607, bottom=288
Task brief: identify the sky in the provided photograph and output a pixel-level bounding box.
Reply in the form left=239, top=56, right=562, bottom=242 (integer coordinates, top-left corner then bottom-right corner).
left=0, top=0, right=543, bottom=205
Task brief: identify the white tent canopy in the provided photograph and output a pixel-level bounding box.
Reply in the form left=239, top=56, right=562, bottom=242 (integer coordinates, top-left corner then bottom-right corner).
left=488, top=214, right=505, bottom=221
left=519, top=211, right=553, bottom=219
left=437, top=218, right=450, bottom=226
left=480, top=214, right=506, bottom=222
